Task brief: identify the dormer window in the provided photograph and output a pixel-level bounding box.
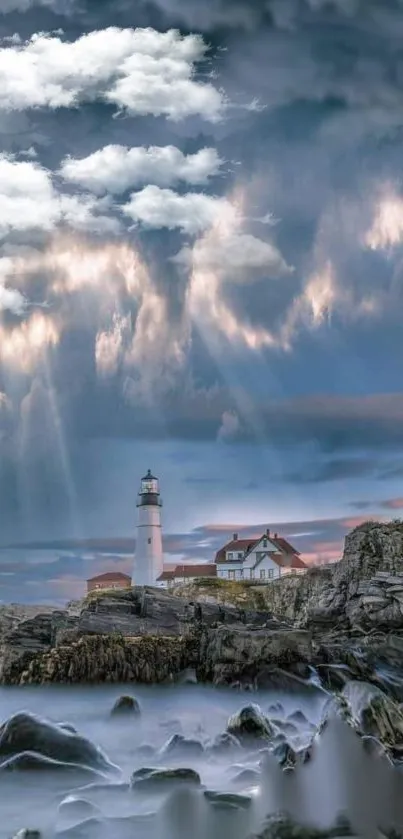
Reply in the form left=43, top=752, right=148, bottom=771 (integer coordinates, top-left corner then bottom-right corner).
left=228, top=552, right=233, bottom=559
left=263, top=538, right=267, bottom=548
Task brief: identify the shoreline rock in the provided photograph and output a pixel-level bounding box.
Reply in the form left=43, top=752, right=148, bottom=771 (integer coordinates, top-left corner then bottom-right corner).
left=1, top=522, right=403, bottom=692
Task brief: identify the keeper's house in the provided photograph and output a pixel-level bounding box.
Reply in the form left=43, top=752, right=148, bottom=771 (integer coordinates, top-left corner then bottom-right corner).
left=215, top=529, right=307, bottom=582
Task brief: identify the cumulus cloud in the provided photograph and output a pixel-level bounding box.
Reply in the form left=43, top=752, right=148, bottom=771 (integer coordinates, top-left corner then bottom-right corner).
left=122, top=185, right=238, bottom=234
left=0, top=284, right=27, bottom=314
left=60, top=145, right=224, bottom=194
left=0, top=28, right=226, bottom=121
left=0, top=154, right=119, bottom=236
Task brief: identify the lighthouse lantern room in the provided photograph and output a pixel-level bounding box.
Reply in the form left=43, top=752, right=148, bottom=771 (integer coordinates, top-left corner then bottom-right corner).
left=133, top=469, right=164, bottom=586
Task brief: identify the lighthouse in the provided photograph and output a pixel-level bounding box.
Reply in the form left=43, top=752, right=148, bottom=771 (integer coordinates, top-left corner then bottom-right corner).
left=133, top=469, right=163, bottom=586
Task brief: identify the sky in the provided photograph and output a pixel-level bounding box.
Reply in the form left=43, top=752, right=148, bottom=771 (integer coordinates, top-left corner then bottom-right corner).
left=1, top=0, right=403, bottom=603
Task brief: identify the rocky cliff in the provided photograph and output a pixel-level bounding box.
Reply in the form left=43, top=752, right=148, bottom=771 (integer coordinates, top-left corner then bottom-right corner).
left=175, top=521, right=403, bottom=631
left=1, top=521, right=403, bottom=688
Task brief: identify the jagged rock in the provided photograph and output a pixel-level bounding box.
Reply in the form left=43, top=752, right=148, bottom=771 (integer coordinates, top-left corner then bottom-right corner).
left=226, top=704, right=274, bottom=743
left=159, top=733, right=204, bottom=759
left=19, top=634, right=193, bottom=685
left=317, top=694, right=354, bottom=735
left=342, top=681, right=403, bottom=757
left=130, top=765, right=201, bottom=791
left=271, top=741, right=312, bottom=771
left=0, top=713, right=117, bottom=775
left=198, top=625, right=313, bottom=686
left=204, top=790, right=252, bottom=809
left=208, top=731, right=242, bottom=754
left=249, top=812, right=356, bottom=839
left=110, top=695, right=141, bottom=717
left=270, top=719, right=298, bottom=737
left=3, top=523, right=403, bottom=689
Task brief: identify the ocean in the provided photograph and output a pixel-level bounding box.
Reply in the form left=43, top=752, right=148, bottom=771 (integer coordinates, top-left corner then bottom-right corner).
left=0, top=683, right=402, bottom=839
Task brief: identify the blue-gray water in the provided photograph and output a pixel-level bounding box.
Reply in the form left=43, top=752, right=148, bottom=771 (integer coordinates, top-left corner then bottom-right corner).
left=0, top=684, right=402, bottom=839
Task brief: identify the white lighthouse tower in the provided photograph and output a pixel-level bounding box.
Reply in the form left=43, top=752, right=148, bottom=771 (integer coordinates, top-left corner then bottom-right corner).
left=133, top=469, right=164, bottom=587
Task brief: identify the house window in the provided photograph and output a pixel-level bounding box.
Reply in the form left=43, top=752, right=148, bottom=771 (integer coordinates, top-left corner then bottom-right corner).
left=260, top=569, right=266, bottom=579
left=227, top=552, right=233, bottom=559
left=148, top=537, right=151, bottom=544
left=263, top=538, right=267, bottom=548
left=238, top=552, right=243, bottom=559
left=228, top=570, right=235, bottom=580
left=268, top=569, right=274, bottom=579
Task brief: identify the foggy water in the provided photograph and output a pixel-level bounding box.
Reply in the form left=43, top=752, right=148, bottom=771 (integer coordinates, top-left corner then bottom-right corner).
left=0, top=683, right=402, bottom=839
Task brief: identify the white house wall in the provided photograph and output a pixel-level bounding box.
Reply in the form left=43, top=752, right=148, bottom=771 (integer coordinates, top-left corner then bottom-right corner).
left=217, top=561, right=244, bottom=580
left=243, top=547, right=281, bottom=570
left=244, top=553, right=281, bottom=580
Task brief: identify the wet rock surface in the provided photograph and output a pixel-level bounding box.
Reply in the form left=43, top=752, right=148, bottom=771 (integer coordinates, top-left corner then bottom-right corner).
left=130, top=765, right=201, bottom=791
left=226, top=704, right=275, bottom=743
left=110, top=695, right=141, bottom=717
left=2, top=685, right=403, bottom=839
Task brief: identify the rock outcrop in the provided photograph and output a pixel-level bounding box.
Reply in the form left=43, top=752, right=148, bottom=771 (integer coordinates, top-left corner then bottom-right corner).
left=1, top=521, right=403, bottom=688
left=175, top=521, right=403, bottom=632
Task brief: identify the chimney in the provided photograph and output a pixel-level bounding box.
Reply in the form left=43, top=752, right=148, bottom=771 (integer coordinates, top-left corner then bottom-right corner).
left=266, top=528, right=270, bottom=537
left=233, top=532, right=238, bottom=541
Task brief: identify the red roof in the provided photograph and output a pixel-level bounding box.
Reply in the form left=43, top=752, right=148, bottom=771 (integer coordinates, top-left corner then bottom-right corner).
left=215, top=539, right=258, bottom=564
left=87, top=572, right=131, bottom=583
left=173, top=564, right=216, bottom=578
left=157, top=564, right=216, bottom=581
left=157, top=570, right=175, bottom=581
left=270, top=536, right=300, bottom=555
left=290, top=555, right=308, bottom=569
left=216, top=531, right=301, bottom=565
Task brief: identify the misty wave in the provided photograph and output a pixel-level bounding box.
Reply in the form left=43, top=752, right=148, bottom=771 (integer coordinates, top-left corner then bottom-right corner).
left=0, top=684, right=402, bottom=839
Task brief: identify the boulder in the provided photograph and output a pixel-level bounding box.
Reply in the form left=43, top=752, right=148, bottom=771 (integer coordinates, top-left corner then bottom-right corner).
left=0, top=751, right=103, bottom=779
left=110, top=695, right=141, bottom=717
left=159, top=733, right=204, bottom=759
left=270, top=741, right=312, bottom=771
left=226, top=704, right=274, bottom=743
left=208, top=732, right=242, bottom=754
left=0, top=713, right=117, bottom=775
left=11, top=832, right=42, bottom=839
left=130, top=766, right=201, bottom=791
left=203, top=790, right=252, bottom=809
left=249, top=812, right=357, bottom=839
left=342, top=681, right=403, bottom=757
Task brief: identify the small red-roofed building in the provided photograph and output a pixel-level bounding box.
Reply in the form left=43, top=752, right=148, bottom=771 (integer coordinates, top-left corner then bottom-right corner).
left=156, top=563, right=216, bottom=588
left=87, top=571, right=132, bottom=593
